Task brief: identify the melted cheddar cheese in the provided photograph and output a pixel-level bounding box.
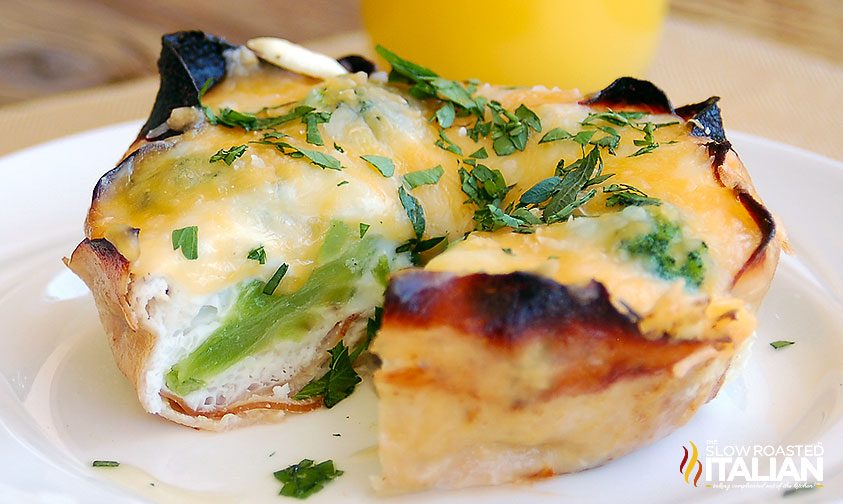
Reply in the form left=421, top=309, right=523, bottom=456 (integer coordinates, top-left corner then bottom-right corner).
left=88, top=62, right=760, bottom=310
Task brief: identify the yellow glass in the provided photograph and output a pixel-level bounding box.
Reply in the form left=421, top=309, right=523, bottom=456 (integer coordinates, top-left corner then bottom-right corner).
left=361, top=0, right=668, bottom=93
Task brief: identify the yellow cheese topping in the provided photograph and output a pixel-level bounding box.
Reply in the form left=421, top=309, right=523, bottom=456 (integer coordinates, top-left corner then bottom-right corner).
left=87, top=63, right=760, bottom=302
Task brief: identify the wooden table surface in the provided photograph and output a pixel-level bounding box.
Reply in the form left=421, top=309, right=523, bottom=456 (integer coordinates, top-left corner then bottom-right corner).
left=1, top=0, right=841, bottom=106
left=1, top=0, right=842, bottom=160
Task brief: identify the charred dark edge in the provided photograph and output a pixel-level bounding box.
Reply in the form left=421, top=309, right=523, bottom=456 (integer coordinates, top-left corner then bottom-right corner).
left=337, top=54, right=376, bottom=75
left=84, top=237, right=127, bottom=262
left=705, top=140, right=732, bottom=185
left=705, top=142, right=777, bottom=287
left=732, top=189, right=776, bottom=286
left=580, top=77, right=673, bottom=114
left=91, top=139, right=175, bottom=204
left=676, top=97, right=726, bottom=144
left=384, top=270, right=641, bottom=346
left=139, top=31, right=237, bottom=140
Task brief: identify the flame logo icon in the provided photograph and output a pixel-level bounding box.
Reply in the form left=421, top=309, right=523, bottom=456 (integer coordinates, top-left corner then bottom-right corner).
left=680, top=441, right=703, bottom=487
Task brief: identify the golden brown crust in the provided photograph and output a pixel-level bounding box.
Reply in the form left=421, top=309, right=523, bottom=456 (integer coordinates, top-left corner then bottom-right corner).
left=373, top=270, right=749, bottom=493
left=66, top=239, right=146, bottom=386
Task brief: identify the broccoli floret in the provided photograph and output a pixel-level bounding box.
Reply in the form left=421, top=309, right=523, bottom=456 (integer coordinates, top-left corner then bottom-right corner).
left=622, top=216, right=707, bottom=288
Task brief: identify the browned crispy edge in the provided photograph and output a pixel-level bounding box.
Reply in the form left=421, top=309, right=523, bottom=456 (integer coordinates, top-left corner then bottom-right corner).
left=381, top=271, right=727, bottom=398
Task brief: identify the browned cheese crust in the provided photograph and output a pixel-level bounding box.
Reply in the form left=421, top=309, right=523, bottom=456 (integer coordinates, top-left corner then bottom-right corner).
left=373, top=271, right=744, bottom=492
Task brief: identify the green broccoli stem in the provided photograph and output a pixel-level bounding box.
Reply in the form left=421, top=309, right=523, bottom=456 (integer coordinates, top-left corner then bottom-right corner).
left=165, top=222, right=384, bottom=396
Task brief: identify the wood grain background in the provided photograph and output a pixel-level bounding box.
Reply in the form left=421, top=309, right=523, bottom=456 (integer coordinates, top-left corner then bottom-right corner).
left=0, top=0, right=841, bottom=106
left=0, top=0, right=361, bottom=105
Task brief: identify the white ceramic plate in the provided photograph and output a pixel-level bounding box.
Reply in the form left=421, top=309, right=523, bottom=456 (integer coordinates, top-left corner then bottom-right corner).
left=1, top=122, right=841, bottom=504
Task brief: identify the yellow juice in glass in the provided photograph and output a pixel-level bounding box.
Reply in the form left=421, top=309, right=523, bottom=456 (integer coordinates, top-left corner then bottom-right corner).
left=361, top=0, right=668, bottom=93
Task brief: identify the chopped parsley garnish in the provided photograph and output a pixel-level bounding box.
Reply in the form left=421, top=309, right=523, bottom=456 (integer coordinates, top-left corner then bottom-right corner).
left=435, top=129, right=463, bottom=155
left=435, top=102, right=456, bottom=128
left=92, top=460, right=120, bottom=468
left=206, top=107, right=259, bottom=130
left=486, top=101, right=542, bottom=156
left=398, top=186, right=426, bottom=239
left=629, top=143, right=659, bottom=157
left=375, top=45, right=482, bottom=115
left=468, top=147, right=488, bottom=159
left=337, top=180, right=349, bottom=187
left=255, top=136, right=343, bottom=171
left=403, top=165, right=444, bottom=189
left=297, top=148, right=342, bottom=170
left=539, top=127, right=573, bottom=144
left=517, top=145, right=604, bottom=224
left=303, top=110, right=332, bottom=146
left=257, top=105, right=316, bottom=130
left=294, top=341, right=360, bottom=407
left=376, top=47, right=552, bottom=158
left=333, top=142, right=345, bottom=153
left=540, top=111, right=677, bottom=159
left=263, top=263, right=289, bottom=295
left=247, top=246, right=267, bottom=264
left=360, top=155, right=395, bottom=177
left=294, top=309, right=381, bottom=408
left=502, top=247, right=514, bottom=255
left=171, top=226, right=198, bottom=260
left=274, top=459, right=343, bottom=499
left=459, top=163, right=516, bottom=231
left=209, top=145, right=248, bottom=165
left=770, top=340, right=795, bottom=349
left=604, top=184, right=661, bottom=208
left=359, top=222, right=370, bottom=238
left=622, top=216, right=707, bottom=288
left=395, top=235, right=446, bottom=265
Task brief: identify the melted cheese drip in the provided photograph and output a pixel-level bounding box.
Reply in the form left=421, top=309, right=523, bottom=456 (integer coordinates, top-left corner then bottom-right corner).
left=88, top=65, right=760, bottom=300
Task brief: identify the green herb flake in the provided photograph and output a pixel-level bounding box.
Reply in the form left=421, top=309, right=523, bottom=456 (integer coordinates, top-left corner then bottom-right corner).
left=359, top=223, right=370, bottom=238
left=519, top=176, right=564, bottom=206
left=298, top=148, right=342, bottom=171
left=274, top=459, right=343, bottom=499
left=171, top=226, right=198, bottom=260
left=302, top=111, right=331, bottom=146
left=403, top=165, right=444, bottom=189
left=294, top=340, right=361, bottom=407
left=435, top=129, right=463, bottom=155
left=468, top=147, right=488, bottom=159
left=629, top=143, right=660, bottom=157
left=604, top=183, right=662, bottom=208
left=395, top=236, right=446, bottom=265
left=514, top=104, right=542, bottom=132
left=360, top=155, right=395, bottom=177
left=336, top=180, right=349, bottom=187
left=375, top=45, right=482, bottom=115
left=254, top=105, right=314, bottom=130
left=92, top=460, right=120, bottom=468
left=398, top=186, right=426, bottom=239
left=770, top=340, right=795, bottom=349
left=263, top=263, right=289, bottom=295
left=502, top=248, right=514, bottom=255
left=333, top=142, right=345, bottom=153
left=435, top=102, right=456, bottom=128
left=211, top=107, right=259, bottom=130
left=572, top=129, right=597, bottom=146
left=539, top=127, right=573, bottom=144
left=247, top=246, right=267, bottom=264
left=209, top=144, right=248, bottom=165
